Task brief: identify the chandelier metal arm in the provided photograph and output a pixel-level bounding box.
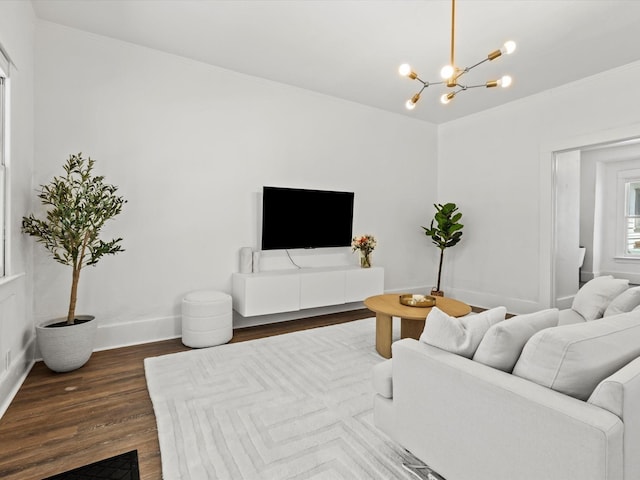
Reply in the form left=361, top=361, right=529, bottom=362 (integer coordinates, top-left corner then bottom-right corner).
left=415, top=77, right=445, bottom=88
left=465, top=56, right=491, bottom=72
left=459, top=83, right=485, bottom=90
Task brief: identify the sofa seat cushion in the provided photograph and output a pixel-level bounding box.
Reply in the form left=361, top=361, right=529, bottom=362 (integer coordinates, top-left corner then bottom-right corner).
left=571, top=276, right=628, bottom=321
left=473, top=308, right=559, bottom=372
left=419, top=306, right=507, bottom=358
left=604, top=286, right=640, bottom=317
left=513, top=312, right=640, bottom=400
left=372, top=359, right=393, bottom=398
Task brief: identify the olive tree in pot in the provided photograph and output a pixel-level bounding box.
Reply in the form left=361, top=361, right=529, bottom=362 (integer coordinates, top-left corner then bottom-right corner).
left=422, top=203, right=463, bottom=297
left=22, top=153, right=126, bottom=372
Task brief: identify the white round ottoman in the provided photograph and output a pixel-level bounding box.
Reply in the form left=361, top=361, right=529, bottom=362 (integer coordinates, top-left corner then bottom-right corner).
left=182, top=290, right=232, bottom=348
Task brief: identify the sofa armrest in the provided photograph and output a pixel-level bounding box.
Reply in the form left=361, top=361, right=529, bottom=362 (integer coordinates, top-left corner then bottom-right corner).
left=392, top=338, right=623, bottom=480
left=589, top=356, right=640, bottom=480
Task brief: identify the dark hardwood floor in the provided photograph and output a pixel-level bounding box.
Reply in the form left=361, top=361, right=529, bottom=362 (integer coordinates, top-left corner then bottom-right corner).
left=0, top=309, right=372, bottom=480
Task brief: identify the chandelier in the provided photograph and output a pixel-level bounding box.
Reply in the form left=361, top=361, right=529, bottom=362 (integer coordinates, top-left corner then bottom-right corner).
left=399, top=0, right=516, bottom=109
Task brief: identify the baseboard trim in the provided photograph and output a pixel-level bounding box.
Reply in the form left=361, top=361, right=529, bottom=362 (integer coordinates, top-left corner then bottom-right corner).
left=555, top=295, right=575, bottom=310
left=93, top=315, right=182, bottom=351
left=443, top=286, right=547, bottom=315
left=0, top=339, right=35, bottom=419
left=383, top=284, right=546, bottom=315
left=41, top=284, right=553, bottom=352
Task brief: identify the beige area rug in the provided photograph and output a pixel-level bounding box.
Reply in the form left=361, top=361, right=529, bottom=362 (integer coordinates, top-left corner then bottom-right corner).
left=144, top=318, right=418, bottom=479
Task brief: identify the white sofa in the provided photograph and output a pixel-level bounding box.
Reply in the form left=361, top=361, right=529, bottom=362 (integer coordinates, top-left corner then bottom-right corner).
left=373, top=277, right=640, bottom=480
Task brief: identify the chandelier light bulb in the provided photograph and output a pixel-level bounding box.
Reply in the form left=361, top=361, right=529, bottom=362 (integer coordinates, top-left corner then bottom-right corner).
left=502, top=41, right=516, bottom=55
left=406, top=93, right=421, bottom=110
left=440, top=65, right=455, bottom=79
left=499, top=75, right=512, bottom=88
left=440, top=92, right=454, bottom=104
left=399, top=63, right=412, bottom=77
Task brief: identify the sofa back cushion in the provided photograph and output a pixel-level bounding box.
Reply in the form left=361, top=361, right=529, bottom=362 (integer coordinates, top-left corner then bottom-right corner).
left=419, top=306, right=506, bottom=358
left=571, top=276, right=628, bottom=321
left=557, top=308, right=586, bottom=326
left=473, top=309, right=558, bottom=373
left=513, top=312, right=640, bottom=400
left=604, top=286, right=640, bottom=317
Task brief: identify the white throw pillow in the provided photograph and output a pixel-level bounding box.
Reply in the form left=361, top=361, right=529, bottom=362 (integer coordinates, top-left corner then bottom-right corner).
left=513, top=312, right=640, bottom=400
left=419, top=306, right=507, bottom=358
left=571, top=276, right=629, bottom=321
left=473, top=308, right=559, bottom=373
left=604, top=286, right=640, bottom=317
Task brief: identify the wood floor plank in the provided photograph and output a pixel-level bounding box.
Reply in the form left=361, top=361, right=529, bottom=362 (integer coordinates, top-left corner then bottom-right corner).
left=0, top=309, right=372, bottom=480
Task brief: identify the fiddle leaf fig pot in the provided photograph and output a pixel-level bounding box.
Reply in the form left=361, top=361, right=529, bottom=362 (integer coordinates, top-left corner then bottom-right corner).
left=36, top=315, right=97, bottom=372
left=22, top=153, right=125, bottom=372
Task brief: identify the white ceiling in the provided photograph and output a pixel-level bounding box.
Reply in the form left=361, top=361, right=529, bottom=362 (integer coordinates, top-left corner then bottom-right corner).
left=30, top=0, right=640, bottom=125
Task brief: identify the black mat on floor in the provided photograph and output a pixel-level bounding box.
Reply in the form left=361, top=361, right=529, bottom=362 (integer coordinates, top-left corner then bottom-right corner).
left=43, top=450, right=139, bottom=480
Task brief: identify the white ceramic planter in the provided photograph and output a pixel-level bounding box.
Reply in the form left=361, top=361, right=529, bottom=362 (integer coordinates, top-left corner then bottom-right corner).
left=36, top=315, right=97, bottom=372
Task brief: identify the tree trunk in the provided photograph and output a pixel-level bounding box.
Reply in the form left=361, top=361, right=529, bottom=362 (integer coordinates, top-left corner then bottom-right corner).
left=67, top=232, right=90, bottom=325
left=436, top=248, right=445, bottom=292
left=67, top=266, right=81, bottom=325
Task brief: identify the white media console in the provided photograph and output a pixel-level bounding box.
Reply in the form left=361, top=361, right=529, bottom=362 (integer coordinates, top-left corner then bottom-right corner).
left=232, top=265, right=384, bottom=317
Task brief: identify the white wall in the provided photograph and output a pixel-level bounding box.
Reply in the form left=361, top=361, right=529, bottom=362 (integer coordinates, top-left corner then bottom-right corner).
left=0, top=1, right=35, bottom=417
left=438, top=61, right=640, bottom=313
left=34, top=21, right=439, bottom=347
left=554, top=150, right=581, bottom=308
left=580, top=149, right=598, bottom=278
left=437, top=97, right=548, bottom=312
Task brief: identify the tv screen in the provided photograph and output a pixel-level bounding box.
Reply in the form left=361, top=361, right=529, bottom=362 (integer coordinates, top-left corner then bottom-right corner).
left=261, top=186, right=354, bottom=250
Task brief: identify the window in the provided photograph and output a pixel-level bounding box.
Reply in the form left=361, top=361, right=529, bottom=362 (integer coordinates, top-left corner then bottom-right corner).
left=625, top=179, right=640, bottom=256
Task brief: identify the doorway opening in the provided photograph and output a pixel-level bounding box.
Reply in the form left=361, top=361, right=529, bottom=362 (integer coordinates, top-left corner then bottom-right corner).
left=553, top=137, right=640, bottom=308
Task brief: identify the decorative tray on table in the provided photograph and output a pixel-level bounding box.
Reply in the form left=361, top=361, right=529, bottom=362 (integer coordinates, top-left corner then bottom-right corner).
left=399, top=294, right=436, bottom=308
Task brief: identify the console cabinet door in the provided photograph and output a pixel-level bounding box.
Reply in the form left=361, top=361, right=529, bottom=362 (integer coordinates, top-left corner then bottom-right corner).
left=233, top=273, right=300, bottom=316
left=345, top=266, right=384, bottom=303
left=299, top=270, right=346, bottom=309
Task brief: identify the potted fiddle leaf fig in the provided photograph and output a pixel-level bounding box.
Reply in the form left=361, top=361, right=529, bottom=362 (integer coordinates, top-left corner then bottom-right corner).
left=422, top=202, right=463, bottom=296
left=22, top=153, right=126, bottom=372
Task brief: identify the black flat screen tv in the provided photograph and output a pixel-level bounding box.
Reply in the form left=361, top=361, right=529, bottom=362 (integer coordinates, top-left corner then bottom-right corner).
left=261, top=186, right=354, bottom=250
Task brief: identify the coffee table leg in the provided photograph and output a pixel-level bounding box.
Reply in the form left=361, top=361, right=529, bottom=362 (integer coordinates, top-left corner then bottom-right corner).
left=376, top=313, right=393, bottom=358
left=401, top=318, right=426, bottom=340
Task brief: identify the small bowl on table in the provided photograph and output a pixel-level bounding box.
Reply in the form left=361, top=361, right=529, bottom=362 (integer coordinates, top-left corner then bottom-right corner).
left=399, top=294, right=436, bottom=308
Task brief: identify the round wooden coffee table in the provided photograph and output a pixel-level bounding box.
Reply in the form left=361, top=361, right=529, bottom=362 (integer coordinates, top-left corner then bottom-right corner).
left=364, top=293, right=471, bottom=358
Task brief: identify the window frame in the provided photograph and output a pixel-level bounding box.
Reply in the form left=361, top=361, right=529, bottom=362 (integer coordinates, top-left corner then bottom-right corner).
left=0, top=51, right=8, bottom=277
left=617, top=167, right=640, bottom=259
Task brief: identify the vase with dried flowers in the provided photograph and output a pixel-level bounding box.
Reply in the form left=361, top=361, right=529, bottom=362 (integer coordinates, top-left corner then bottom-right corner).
left=351, top=234, right=377, bottom=268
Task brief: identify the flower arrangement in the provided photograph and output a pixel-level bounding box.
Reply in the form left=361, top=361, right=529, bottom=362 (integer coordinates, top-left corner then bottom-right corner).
left=352, top=234, right=377, bottom=268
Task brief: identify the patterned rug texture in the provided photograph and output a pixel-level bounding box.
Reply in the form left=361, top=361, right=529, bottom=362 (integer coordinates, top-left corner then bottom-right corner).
left=144, top=317, right=418, bottom=479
